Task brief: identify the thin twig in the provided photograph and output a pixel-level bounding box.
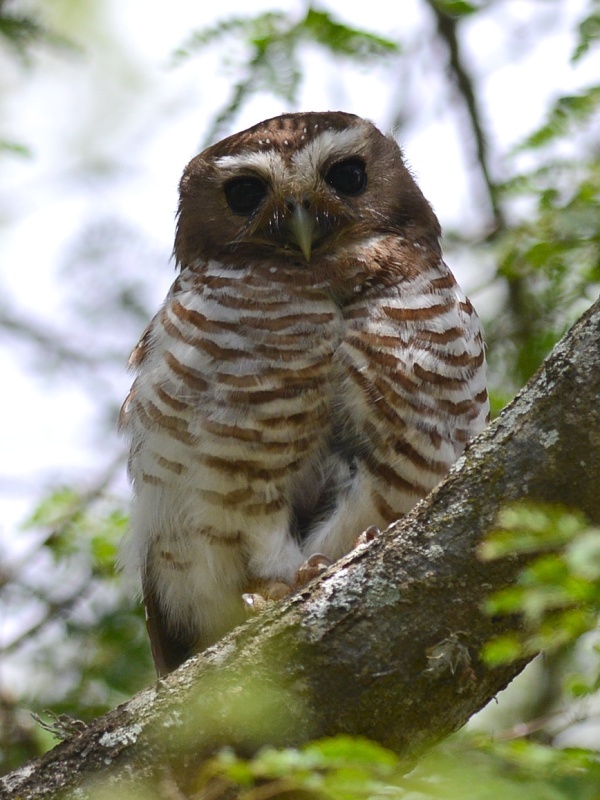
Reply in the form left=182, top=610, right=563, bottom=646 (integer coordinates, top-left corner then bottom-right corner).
left=424, top=1, right=504, bottom=230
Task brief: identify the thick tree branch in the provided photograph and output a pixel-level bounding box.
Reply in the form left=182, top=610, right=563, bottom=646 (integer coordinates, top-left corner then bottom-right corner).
left=3, top=297, right=600, bottom=799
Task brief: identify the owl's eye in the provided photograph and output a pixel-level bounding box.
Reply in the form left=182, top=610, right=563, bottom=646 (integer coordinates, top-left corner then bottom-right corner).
left=325, top=158, right=367, bottom=196
left=224, top=176, right=268, bottom=214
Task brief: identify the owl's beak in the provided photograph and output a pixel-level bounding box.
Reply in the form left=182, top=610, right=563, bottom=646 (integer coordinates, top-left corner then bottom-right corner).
left=287, top=203, right=318, bottom=262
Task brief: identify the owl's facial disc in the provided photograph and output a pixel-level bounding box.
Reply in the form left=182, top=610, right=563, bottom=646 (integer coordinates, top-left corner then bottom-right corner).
left=238, top=191, right=343, bottom=262
left=216, top=144, right=370, bottom=262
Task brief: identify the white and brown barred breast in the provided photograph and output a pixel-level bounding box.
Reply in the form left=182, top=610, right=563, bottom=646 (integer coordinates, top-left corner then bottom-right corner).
left=119, top=112, right=489, bottom=674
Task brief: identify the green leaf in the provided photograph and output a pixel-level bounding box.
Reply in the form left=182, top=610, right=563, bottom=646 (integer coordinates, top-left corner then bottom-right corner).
left=304, top=735, right=399, bottom=771
left=484, top=586, right=527, bottom=615
left=301, top=8, right=399, bottom=58
left=519, top=86, right=600, bottom=149
left=564, top=673, right=593, bottom=698
left=481, top=635, right=524, bottom=666
left=0, top=11, right=47, bottom=56
left=565, top=529, right=600, bottom=581
left=24, top=487, right=81, bottom=529
left=0, top=139, right=32, bottom=157
left=479, top=503, right=588, bottom=560
left=572, top=11, right=600, bottom=63
left=434, top=0, right=479, bottom=17
left=0, top=7, right=75, bottom=63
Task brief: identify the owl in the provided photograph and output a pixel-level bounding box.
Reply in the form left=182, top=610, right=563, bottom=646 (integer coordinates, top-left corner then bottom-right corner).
left=120, top=111, right=489, bottom=675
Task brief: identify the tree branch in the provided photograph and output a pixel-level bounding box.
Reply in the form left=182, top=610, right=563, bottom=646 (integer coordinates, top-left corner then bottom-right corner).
left=424, top=1, right=504, bottom=229
left=3, top=296, right=599, bottom=799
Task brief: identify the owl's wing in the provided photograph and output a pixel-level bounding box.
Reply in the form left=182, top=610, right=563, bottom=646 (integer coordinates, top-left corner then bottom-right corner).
left=121, top=313, right=197, bottom=676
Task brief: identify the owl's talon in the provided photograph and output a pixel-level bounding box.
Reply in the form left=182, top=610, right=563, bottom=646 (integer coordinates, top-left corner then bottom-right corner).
left=242, top=592, right=269, bottom=615
left=242, top=580, right=292, bottom=616
left=295, top=553, right=332, bottom=586
left=355, top=525, right=381, bottom=547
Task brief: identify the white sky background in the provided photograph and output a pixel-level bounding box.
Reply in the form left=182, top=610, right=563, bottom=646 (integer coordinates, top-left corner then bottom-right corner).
left=0, top=0, right=597, bottom=662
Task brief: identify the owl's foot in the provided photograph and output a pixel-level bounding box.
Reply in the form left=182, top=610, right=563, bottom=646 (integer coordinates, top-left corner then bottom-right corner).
left=242, top=554, right=331, bottom=616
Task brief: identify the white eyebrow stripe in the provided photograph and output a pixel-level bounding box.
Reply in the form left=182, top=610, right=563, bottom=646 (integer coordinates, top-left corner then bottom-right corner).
left=292, top=127, right=368, bottom=174
left=215, top=150, right=287, bottom=182
left=213, top=126, right=369, bottom=185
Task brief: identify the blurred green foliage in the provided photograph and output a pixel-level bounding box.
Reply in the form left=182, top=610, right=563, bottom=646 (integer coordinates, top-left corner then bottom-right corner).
left=481, top=503, right=600, bottom=668
left=0, top=487, right=154, bottom=773
left=173, top=7, right=399, bottom=143
left=183, top=730, right=600, bottom=800
left=485, top=84, right=600, bottom=408
left=0, top=2, right=63, bottom=61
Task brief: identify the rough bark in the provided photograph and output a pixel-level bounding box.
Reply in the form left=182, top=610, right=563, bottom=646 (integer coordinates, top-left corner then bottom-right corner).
left=2, top=297, right=599, bottom=800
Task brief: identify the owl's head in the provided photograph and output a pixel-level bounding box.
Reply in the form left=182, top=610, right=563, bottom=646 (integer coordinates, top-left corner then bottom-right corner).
left=175, top=111, right=441, bottom=270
